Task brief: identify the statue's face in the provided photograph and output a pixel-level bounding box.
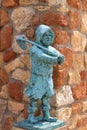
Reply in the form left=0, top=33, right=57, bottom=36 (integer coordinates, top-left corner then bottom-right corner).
left=40, top=31, right=54, bottom=47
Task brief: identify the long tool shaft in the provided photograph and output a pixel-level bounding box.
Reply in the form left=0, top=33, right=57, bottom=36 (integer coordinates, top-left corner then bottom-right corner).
left=17, top=36, right=58, bottom=57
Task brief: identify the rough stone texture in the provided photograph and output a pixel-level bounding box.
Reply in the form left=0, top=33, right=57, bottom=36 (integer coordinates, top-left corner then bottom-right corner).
left=68, top=69, right=81, bottom=85
left=68, top=114, right=79, bottom=130
left=20, top=54, right=31, bottom=69
left=0, top=53, right=3, bottom=68
left=0, top=99, right=7, bottom=122
left=39, top=0, right=47, bottom=2
left=48, top=0, right=57, bottom=6
left=11, top=7, right=35, bottom=33
left=12, top=69, right=30, bottom=84
left=0, top=0, right=1, bottom=7
left=72, top=82, right=87, bottom=100
left=17, top=113, right=24, bottom=121
left=12, top=36, right=29, bottom=54
left=3, top=115, right=15, bottom=130
left=8, top=82, right=23, bottom=102
left=0, top=69, right=9, bottom=85
left=76, top=125, right=87, bottom=130
left=80, top=71, right=87, bottom=81
left=0, top=125, right=2, bottom=130
left=82, top=101, right=87, bottom=112
left=53, top=66, right=68, bottom=88
left=23, top=95, right=29, bottom=103
left=4, top=57, right=24, bottom=74
left=67, top=0, right=81, bottom=9
left=48, top=0, right=68, bottom=11
left=2, top=0, right=18, bottom=8
left=71, top=31, right=87, bottom=52
left=35, top=6, right=50, bottom=11
left=26, top=27, right=35, bottom=38
left=53, top=28, right=69, bottom=45
left=56, top=85, right=74, bottom=107
left=82, top=0, right=87, bottom=12
left=73, top=54, right=85, bottom=71
left=23, top=105, right=29, bottom=119
left=41, top=12, right=68, bottom=27
left=81, top=14, right=87, bottom=34
left=32, top=14, right=40, bottom=27
left=0, top=9, right=9, bottom=27
left=56, top=0, right=69, bottom=12
left=85, top=53, right=87, bottom=68
left=56, top=107, right=72, bottom=122
left=72, top=102, right=83, bottom=114
left=58, top=48, right=73, bottom=69
left=0, top=85, right=8, bottom=99
left=0, top=26, right=13, bottom=51
left=12, top=127, right=25, bottom=130
left=77, top=115, right=87, bottom=127
left=8, top=101, right=24, bottom=114
left=69, top=10, right=80, bottom=29
left=19, top=0, right=38, bottom=5
left=50, top=95, right=57, bottom=108
left=4, top=50, right=17, bottom=63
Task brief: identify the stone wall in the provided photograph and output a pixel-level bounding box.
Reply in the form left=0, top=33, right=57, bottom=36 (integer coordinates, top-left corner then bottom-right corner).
left=0, top=0, right=87, bottom=130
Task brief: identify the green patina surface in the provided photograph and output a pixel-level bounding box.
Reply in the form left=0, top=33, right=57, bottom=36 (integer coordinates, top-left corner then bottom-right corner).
left=14, top=119, right=65, bottom=130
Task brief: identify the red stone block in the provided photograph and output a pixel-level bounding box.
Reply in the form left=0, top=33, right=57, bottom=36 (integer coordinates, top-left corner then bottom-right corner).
left=24, top=105, right=28, bottom=119
left=41, top=12, right=68, bottom=27
left=26, top=27, right=35, bottom=38
left=82, top=0, right=87, bottom=12
left=0, top=26, right=13, bottom=51
left=39, top=0, right=47, bottom=2
left=77, top=115, right=87, bottom=127
left=72, top=82, right=87, bottom=100
left=0, top=9, right=9, bottom=27
left=67, top=0, right=81, bottom=9
left=58, top=48, right=73, bottom=69
left=69, top=10, right=80, bottom=29
left=53, top=28, right=69, bottom=45
left=8, top=82, right=23, bottom=102
left=4, top=50, right=17, bottom=62
left=80, top=71, right=87, bottom=81
left=3, top=116, right=15, bottom=130
left=53, top=65, right=68, bottom=89
left=72, top=102, right=83, bottom=114
left=32, top=14, right=40, bottom=27
left=2, top=0, right=18, bottom=8
left=0, top=69, right=9, bottom=85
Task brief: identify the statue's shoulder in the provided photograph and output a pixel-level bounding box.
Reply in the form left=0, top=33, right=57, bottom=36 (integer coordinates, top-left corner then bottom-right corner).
left=30, top=45, right=42, bottom=54
left=49, top=46, right=58, bottom=55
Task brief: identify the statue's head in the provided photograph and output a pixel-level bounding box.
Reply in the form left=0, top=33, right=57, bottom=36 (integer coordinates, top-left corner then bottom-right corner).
left=35, top=24, right=55, bottom=47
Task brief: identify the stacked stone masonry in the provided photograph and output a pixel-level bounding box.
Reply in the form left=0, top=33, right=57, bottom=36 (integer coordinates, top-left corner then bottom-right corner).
left=0, top=0, right=87, bottom=130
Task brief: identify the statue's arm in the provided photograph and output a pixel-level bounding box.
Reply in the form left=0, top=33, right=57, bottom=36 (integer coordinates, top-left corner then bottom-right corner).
left=30, top=46, right=58, bottom=64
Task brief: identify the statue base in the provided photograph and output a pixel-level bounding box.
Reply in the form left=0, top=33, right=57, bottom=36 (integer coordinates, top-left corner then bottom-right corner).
left=14, top=119, right=66, bottom=130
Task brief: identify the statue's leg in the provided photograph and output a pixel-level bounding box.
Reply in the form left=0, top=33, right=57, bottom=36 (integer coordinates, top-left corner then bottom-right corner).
left=27, top=98, right=38, bottom=124
left=41, top=96, right=57, bottom=122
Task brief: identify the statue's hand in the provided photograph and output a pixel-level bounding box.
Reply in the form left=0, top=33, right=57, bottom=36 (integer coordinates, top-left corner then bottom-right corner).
left=57, top=55, right=65, bottom=65
left=16, top=35, right=27, bottom=50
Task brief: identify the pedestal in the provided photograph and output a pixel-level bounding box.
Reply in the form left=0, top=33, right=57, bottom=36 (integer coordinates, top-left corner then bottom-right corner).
left=14, top=119, right=67, bottom=130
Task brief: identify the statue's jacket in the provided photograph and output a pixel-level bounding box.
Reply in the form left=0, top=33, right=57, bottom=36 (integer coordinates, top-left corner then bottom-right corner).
left=25, top=45, right=59, bottom=99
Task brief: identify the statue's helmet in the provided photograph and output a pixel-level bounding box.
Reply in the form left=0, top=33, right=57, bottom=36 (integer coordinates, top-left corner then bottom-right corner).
left=35, top=24, right=55, bottom=45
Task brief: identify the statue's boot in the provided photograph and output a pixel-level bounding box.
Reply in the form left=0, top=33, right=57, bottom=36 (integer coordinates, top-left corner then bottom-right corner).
left=43, top=111, right=57, bottom=122
left=28, top=113, right=38, bottom=124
